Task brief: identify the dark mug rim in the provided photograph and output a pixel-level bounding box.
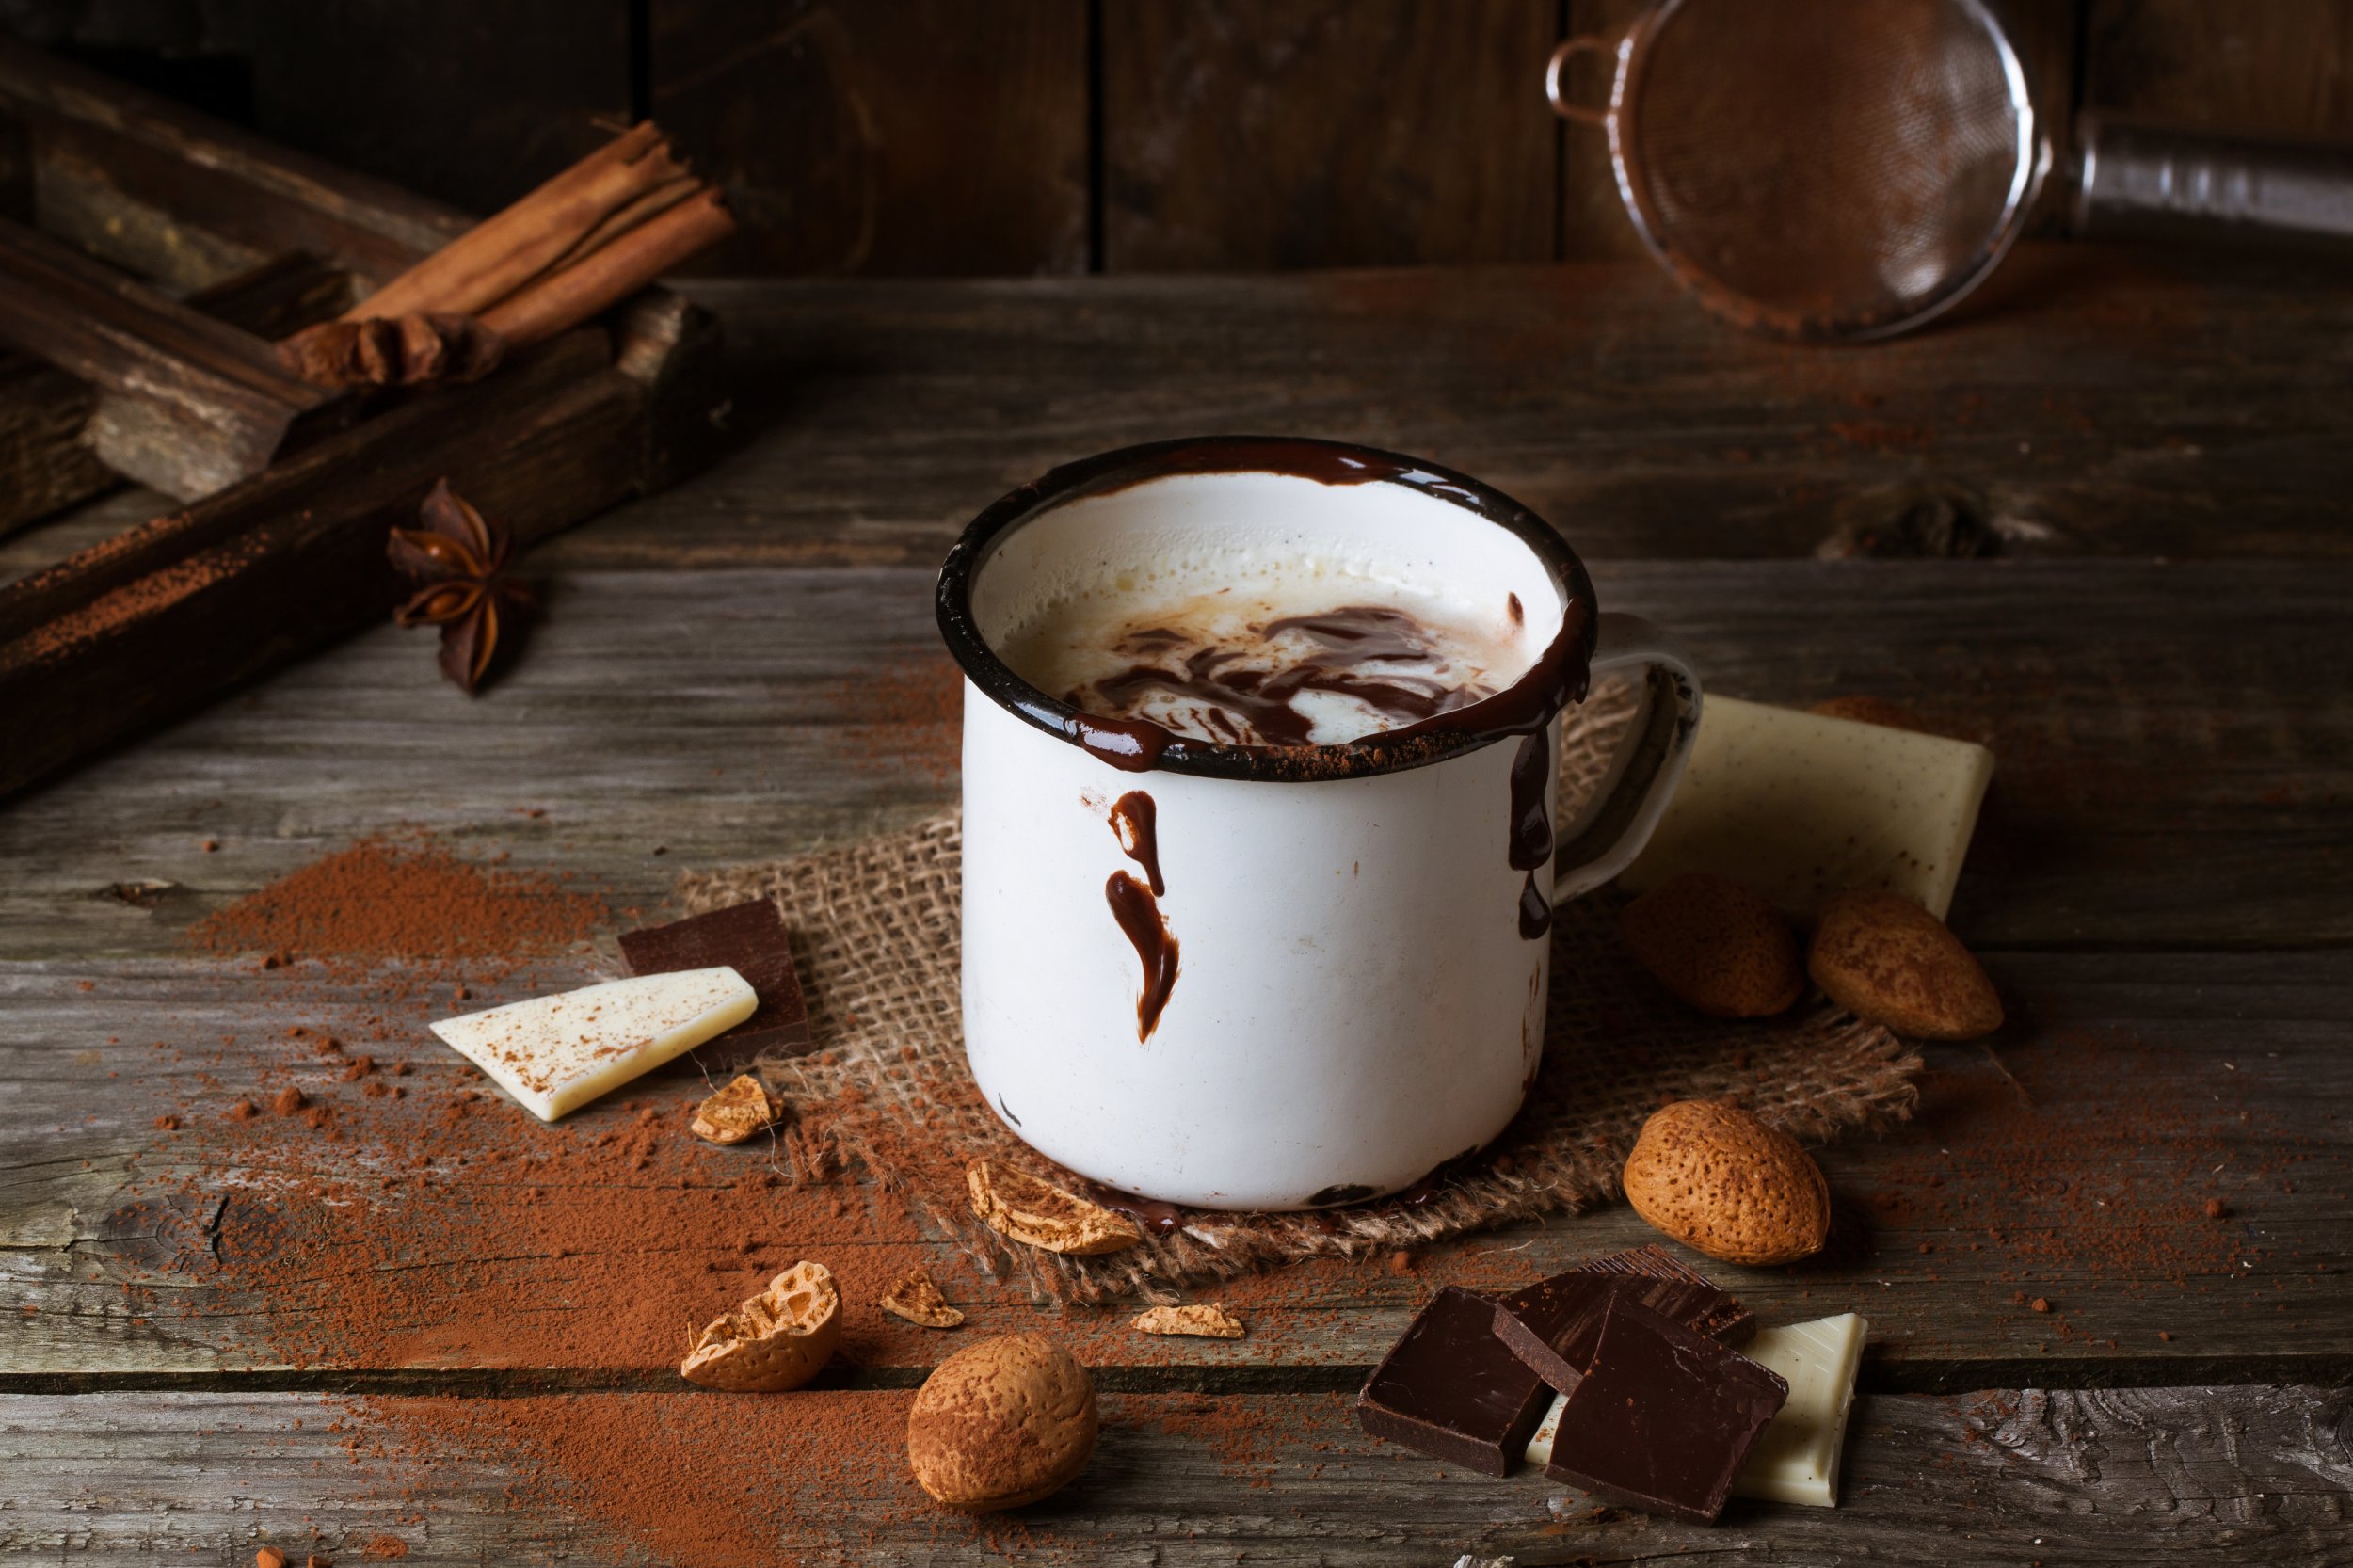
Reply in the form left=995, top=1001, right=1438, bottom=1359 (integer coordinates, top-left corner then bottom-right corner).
left=935, top=435, right=1600, bottom=783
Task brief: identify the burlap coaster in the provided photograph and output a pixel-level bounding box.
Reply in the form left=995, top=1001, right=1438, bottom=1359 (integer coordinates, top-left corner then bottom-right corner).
left=679, top=683, right=1922, bottom=1305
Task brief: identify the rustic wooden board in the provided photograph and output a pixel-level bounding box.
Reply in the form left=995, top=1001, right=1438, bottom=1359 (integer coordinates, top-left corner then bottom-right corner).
left=651, top=0, right=1089, bottom=276
left=4, top=941, right=2346, bottom=1383
left=0, top=1385, right=2346, bottom=1565
left=7, top=257, right=2350, bottom=580
left=0, top=560, right=2342, bottom=956
left=238, top=0, right=631, bottom=222
left=523, top=257, right=2350, bottom=569
left=1101, top=0, right=1560, bottom=270
left=2085, top=0, right=2353, bottom=135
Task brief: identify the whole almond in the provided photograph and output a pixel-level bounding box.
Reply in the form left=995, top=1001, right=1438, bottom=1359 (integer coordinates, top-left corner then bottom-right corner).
left=1623, top=1099, right=1830, bottom=1266
left=691, top=1074, right=783, bottom=1144
left=881, top=1265, right=966, bottom=1329
left=1620, top=872, right=1804, bottom=1018
left=1809, top=888, right=2003, bottom=1040
left=1133, top=1303, right=1245, bottom=1339
left=680, top=1260, right=840, bottom=1391
left=907, top=1334, right=1096, bottom=1510
left=968, top=1160, right=1142, bottom=1256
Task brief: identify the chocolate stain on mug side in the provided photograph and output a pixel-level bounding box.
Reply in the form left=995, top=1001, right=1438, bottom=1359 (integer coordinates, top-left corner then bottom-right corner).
left=1105, top=791, right=1177, bottom=1039
left=1509, top=728, right=1555, bottom=940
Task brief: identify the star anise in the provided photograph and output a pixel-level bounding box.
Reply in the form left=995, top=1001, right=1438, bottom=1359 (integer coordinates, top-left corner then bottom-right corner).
left=386, top=479, right=531, bottom=693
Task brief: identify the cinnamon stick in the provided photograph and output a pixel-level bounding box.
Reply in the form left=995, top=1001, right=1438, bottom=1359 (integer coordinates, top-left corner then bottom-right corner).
left=543, top=173, right=701, bottom=278
left=345, top=122, right=687, bottom=322
left=480, top=186, right=736, bottom=347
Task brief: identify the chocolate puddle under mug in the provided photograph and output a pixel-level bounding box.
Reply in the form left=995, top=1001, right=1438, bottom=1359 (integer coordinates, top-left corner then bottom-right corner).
left=937, top=438, right=1701, bottom=1210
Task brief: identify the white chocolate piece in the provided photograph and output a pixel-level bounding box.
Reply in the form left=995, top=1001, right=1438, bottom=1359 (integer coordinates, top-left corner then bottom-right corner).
left=1620, top=696, right=1993, bottom=919
left=1731, top=1313, right=1869, bottom=1507
left=429, top=967, right=755, bottom=1121
left=1524, top=1389, right=1571, bottom=1467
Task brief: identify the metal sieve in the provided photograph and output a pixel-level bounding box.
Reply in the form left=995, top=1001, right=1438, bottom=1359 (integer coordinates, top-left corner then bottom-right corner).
left=1545, top=0, right=2043, bottom=341
left=1549, top=0, right=2353, bottom=342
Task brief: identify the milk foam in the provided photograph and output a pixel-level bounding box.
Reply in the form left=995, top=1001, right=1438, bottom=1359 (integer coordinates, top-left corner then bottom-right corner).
left=996, top=560, right=1531, bottom=747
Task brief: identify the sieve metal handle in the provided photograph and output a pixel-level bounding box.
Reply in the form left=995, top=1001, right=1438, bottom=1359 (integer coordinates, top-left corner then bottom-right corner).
left=1545, top=35, right=1626, bottom=128
left=2070, top=112, right=2353, bottom=248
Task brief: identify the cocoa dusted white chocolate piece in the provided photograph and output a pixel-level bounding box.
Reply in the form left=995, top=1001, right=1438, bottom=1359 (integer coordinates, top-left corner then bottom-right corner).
left=428, top=967, right=755, bottom=1121
left=1732, top=1313, right=1869, bottom=1507
left=1619, top=696, right=1993, bottom=920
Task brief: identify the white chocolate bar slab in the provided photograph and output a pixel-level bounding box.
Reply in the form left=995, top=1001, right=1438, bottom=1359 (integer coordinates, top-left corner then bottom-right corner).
left=429, top=967, right=756, bottom=1121
left=1731, top=1313, right=1869, bottom=1507
left=1619, top=696, right=1993, bottom=919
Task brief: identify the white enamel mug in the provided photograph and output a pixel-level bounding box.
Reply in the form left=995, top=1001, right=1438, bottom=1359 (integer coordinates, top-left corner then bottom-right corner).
left=937, top=438, right=1702, bottom=1210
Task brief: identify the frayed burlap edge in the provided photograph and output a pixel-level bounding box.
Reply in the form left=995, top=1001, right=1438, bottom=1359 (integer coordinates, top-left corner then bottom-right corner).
left=678, top=686, right=1922, bottom=1306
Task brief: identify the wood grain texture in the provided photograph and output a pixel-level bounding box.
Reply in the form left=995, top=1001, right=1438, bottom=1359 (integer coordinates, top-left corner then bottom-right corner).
left=2086, top=0, right=2353, bottom=135
left=0, top=560, right=2344, bottom=952
left=0, top=216, right=326, bottom=499
left=405, top=256, right=2350, bottom=573
left=651, top=0, right=1088, bottom=276
left=235, top=0, right=631, bottom=225
left=0, top=1385, right=2345, bottom=1565
left=0, top=38, right=463, bottom=290
left=1104, top=0, right=1560, bottom=270
left=2, top=950, right=2345, bottom=1384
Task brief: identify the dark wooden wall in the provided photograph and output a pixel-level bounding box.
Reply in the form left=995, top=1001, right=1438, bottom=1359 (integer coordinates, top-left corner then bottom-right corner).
left=7, top=0, right=2348, bottom=275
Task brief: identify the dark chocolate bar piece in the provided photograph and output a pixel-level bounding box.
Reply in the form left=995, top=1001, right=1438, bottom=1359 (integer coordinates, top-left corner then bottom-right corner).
left=619, top=900, right=812, bottom=1069
left=1565, top=1245, right=1755, bottom=1343
left=1493, top=1250, right=1753, bottom=1394
left=1542, top=1296, right=1788, bottom=1524
left=1355, top=1287, right=1550, bottom=1477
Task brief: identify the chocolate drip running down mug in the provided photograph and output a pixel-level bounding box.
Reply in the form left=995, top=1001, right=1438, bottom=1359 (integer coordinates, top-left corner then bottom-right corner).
left=937, top=438, right=1702, bottom=1211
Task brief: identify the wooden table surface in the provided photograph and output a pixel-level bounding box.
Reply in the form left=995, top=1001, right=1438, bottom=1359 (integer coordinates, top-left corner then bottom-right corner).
left=4, top=248, right=2350, bottom=1566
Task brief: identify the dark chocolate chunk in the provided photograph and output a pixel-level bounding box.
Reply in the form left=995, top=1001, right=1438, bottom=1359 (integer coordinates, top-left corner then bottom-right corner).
left=619, top=900, right=812, bottom=1070
left=1494, top=1249, right=1754, bottom=1393
left=1355, top=1287, right=1550, bottom=1476
left=1541, top=1296, right=1788, bottom=1524
left=1566, top=1245, right=1755, bottom=1343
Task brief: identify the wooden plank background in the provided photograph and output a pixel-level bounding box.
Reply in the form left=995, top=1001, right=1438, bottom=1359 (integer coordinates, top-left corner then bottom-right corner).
left=2, top=0, right=2345, bottom=274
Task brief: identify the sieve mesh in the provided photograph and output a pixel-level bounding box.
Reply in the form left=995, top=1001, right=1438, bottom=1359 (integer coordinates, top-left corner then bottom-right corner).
left=1614, top=0, right=2034, bottom=339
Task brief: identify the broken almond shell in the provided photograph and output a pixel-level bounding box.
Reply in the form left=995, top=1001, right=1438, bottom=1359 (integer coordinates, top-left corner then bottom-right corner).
left=967, top=1160, right=1142, bottom=1256
left=1132, top=1303, right=1245, bottom=1339
left=680, top=1259, right=840, bottom=1391
left=881, top=1266, right=965, bottom=1329
left=691, top=1073, right=783, bottom=1144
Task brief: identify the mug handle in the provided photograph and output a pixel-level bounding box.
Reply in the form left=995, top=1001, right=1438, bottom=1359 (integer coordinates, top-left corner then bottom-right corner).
left=1551, top=612, right=1704, bottom=902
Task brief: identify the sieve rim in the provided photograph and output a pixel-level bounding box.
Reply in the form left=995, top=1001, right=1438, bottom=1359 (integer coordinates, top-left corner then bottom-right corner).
left=1602, top=0, right=2048, bottom=342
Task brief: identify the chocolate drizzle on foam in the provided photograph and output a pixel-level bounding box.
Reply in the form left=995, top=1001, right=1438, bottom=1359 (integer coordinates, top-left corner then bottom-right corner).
left=1071, top=605, right=1497, bottom=750
left=936, top=436, right=1601, bottom=787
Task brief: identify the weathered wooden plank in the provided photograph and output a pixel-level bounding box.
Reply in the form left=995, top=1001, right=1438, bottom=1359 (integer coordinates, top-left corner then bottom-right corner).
left=465, top=258, right=2350, bottom=572
left=3, top=940, right=2345, bottom=1384
left=0, top=1385, right=2345, bottom=1565
left=1102, top=0, right=1559, bottom=270
left=238, top=0, right=631, bottom=225
left=650, top=0, right=1089, bottom=276
left=2086, top=0, right=2353, bottom=136
left=0, top=216, right=328, bottom=499
left=0, top=560, right=2342, bottom=955
left=0, top=250, right=350, bottom=539
left=0, top=38, right=464, bottom=288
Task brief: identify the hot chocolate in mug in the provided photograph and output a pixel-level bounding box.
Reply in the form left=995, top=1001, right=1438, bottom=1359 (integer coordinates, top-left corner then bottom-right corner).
left=937, top=438, right=1702, bottom=1210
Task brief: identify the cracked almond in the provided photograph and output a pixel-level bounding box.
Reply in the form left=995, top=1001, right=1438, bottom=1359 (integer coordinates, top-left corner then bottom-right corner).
left=680, top=1260, right=840, bottom=1391
left=691, top=1074, right=783, bottom=1144
left=967, top=1160, right=1141, bottom=1256
left=881, top=1266, right=965, bottom=1329
left=1132, top=1304, right=1245, bottom=1339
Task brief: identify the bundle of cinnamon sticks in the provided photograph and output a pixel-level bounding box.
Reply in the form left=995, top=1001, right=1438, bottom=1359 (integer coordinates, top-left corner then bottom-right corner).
left=280, top=123, right=734, bottom=390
